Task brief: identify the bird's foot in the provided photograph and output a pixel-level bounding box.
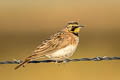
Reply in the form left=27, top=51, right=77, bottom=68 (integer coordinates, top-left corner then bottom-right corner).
left=63, top=59, right=71, bottom=63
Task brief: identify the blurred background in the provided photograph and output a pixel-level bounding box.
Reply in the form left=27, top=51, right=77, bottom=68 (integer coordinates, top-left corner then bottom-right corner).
left=0, top=0, right=120, bottom=80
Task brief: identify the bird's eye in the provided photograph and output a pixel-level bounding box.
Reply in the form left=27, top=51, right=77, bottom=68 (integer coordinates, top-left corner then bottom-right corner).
left=71, top=26, right=77, bottom=31
left=71, top=27, right=75, bottom=31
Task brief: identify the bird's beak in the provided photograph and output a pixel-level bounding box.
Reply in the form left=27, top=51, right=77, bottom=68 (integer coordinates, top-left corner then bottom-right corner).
left=79, top=25, right=84, bottom=28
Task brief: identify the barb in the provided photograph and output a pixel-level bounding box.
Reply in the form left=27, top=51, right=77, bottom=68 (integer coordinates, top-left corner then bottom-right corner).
left=0, top=56, right=120, bottom=64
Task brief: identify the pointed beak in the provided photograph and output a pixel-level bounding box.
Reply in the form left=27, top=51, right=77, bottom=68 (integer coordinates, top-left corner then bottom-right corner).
left=78, top=25, right=84, bottom=28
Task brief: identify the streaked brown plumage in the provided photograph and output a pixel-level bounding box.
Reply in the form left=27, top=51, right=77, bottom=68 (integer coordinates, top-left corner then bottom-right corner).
left=15, top=21, right=84, bottom=70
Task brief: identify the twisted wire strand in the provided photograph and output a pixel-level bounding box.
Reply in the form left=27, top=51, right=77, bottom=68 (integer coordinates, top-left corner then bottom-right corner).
left=0, top=56, right=120, bottom=64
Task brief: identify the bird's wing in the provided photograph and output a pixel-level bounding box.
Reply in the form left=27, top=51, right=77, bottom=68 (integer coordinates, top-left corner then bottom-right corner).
left=14, top=31, right=73, bottom=70
left=27, top=31, right=72, bottom=59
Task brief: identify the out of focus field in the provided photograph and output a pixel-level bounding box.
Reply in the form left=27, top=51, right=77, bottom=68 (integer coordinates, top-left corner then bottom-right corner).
left=0, top=0, right=120, bottom=80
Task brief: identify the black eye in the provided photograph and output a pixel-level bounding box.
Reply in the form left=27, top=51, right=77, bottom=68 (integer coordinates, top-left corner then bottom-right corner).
left=71, top=26, right=77, bottom=31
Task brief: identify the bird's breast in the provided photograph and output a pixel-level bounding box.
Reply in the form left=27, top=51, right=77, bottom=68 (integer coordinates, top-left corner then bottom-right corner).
left=46, top=45, right=78, bottom=60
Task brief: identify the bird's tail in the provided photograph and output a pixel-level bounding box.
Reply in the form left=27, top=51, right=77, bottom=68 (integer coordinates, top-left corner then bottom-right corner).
left=14, top=59, right=30, bottom=70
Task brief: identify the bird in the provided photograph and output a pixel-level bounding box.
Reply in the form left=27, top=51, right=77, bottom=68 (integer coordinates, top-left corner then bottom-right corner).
left=14, top=21, right=84, bottom=70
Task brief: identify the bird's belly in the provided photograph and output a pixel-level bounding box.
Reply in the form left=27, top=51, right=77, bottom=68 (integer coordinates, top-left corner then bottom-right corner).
left=46, top=45, right=77, bottom=60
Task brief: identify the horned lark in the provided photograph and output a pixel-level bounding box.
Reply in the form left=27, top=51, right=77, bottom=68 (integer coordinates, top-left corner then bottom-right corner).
left=15, top=21, right=84, bottom=70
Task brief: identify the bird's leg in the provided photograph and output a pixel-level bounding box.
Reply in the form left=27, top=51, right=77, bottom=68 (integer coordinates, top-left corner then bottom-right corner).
left=55, top=60, right=60, bottom=64
left=55, top=60, right=63, bottom=67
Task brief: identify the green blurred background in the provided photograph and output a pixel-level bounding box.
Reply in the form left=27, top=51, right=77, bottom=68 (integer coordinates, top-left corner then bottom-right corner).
left=0, top=0, right=120, bottom=80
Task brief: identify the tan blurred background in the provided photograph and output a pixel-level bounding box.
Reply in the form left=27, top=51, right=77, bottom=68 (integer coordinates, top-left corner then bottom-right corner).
left=0, top=0, right=120, bottom=80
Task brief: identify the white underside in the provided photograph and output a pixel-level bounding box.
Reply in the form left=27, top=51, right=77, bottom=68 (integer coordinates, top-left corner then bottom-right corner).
left=46, top=45, right=77, bottom=60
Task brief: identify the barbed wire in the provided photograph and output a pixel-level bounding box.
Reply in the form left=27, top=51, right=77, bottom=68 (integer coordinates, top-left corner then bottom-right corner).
left=0, top=56, right=120, bottom=64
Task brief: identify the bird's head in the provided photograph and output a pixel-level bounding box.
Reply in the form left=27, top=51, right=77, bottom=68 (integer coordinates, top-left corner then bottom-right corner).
left=66, top=21, right=84, bottom=36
